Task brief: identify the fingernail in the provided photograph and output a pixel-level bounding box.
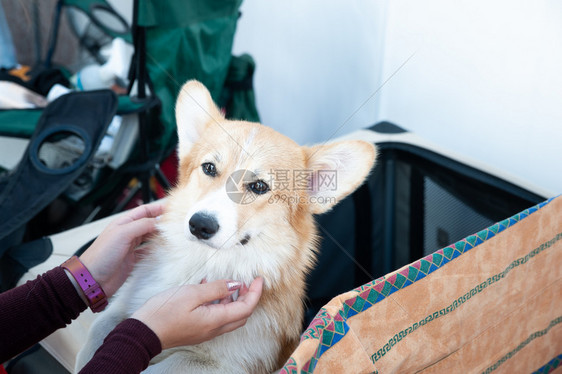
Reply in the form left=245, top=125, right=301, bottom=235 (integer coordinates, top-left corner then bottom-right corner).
left=155, top=215, right=162, bottom=221
left=227, top=281, right=242, bottom=291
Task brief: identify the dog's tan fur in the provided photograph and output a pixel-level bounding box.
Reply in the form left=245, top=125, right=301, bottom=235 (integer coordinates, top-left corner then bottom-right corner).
left=76, top=81, right=376, bottom=373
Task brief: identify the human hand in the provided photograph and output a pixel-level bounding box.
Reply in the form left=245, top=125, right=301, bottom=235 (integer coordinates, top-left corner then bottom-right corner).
left=79, top=203, right=164, bottom=298
left=132, top=277, right=264, bottom=350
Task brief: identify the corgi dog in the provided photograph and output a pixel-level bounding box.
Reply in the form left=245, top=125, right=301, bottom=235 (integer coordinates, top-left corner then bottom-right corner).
left=76, top=80, right=376, bottom=373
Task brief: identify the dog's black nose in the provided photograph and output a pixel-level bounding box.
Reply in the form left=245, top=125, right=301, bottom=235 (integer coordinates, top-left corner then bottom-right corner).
left=189, top=213, right=219, bottom=240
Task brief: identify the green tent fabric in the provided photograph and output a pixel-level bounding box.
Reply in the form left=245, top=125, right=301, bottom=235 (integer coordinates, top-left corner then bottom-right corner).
left=0, top=110, right=43, bottom=138
left=220, top=53, right=261, bottom=122
left=138, top=0, right=242, bottom=28
left=137, top=0, right=244, bottom=154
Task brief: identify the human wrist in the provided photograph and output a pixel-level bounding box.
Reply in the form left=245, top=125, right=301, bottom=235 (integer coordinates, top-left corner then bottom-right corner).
left=131, top=309, right=166, bottom=347
left=63, top=268, right=89, bottom=306
left=61, top=256, right=108, bottom=313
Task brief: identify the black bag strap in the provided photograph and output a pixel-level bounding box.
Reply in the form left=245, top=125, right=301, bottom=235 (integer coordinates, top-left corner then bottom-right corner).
left=0, top=90, right=117, bottom=250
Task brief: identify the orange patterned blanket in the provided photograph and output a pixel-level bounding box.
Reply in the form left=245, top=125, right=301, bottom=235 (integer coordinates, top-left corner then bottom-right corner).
left=282, top=196, right=562, bottom=373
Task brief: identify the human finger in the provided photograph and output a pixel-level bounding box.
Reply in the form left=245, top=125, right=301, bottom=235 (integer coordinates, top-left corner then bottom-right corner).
left=200, top=280, right=263, bottom=332
left=218, top=294, right=234, bottom=305
left=214, top=277, right=263, bottom=321
left=199, top=279, right=222, bottom=306
left=120, top=216, right=159, bottom=243
left=237, top=277, right=263, bottom=304
left=114, top=203, right=165, bottom=226
left=191, top=280, right=242, bottom=307
left=237, top=283, right=250, bottom=298
left=199, top=279, right=234, bottom=306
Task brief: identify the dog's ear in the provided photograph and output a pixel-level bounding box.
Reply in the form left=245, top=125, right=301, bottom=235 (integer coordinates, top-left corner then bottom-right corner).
left=304, top=140, right=376, bottom=214
left=175, top=80, right=223, bottom=159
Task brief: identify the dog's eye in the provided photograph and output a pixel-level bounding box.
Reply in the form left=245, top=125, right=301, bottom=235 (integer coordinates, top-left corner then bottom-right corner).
left=201, top=162, right=217, bottom=177
left=248, top=180, right=270, bottom=195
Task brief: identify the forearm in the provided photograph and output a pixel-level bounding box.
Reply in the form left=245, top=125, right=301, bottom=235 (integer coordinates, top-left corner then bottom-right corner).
left=79, top=319, right=161, bottom=374
left=0, top=267, right=86, bottom=362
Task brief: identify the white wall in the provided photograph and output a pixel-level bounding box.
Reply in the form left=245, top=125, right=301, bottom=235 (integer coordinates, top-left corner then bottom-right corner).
left=232, top=0, right=387, bottom=146
left=377, top=0, right=562, bottom=196
left=233, top=0, right=562, bottom=195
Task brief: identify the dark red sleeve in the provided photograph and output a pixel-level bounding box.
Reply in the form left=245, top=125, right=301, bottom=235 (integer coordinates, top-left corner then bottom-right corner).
left=0, top=267, right=162, bottom=371
left=0, top=267, right=86, bottom=362
left=79, top=318, right=162, bottom=374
